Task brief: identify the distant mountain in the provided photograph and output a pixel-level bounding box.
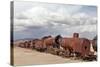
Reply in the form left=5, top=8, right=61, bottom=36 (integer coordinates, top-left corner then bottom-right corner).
left=14, top=38, right=38, bottom=42
left=93, top=35, right=97, bottom=40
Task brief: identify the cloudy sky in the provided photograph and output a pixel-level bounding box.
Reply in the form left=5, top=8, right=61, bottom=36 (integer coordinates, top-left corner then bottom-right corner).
left=13, top=1, right=97, bottom=40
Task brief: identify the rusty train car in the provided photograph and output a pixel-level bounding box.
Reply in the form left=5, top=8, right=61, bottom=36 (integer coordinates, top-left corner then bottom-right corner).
left=55, top=33, right=94, bottom=58
left=17, top=33, right=96, bottom=59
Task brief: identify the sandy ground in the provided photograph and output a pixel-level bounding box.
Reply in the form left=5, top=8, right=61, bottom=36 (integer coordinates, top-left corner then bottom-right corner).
left=14, top=47, right=84, bottom=66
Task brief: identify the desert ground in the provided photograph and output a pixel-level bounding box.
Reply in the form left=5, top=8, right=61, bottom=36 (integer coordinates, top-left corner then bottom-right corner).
left=13, top=46, right=92, bottom=66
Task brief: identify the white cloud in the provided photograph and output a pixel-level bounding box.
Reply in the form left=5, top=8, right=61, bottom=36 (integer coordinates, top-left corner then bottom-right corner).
left=14, top=5, right=97, bottom=39
left=13, top=2, right=97, bottom=40
left=65, top=25, right=97, bottom=33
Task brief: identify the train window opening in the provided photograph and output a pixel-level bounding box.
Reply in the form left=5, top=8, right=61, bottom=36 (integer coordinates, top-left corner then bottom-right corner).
left=84, top=46, right=87, bottom=50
